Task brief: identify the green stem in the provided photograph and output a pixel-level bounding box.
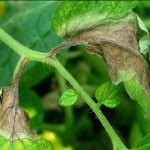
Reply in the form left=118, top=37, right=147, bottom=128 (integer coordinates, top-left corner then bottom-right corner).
left=55, top=71, right=74, bottom=129
left=0, top=28, right=127, bottom=150
left=0, top=28, right=48, bottom=60
left=49, top=60, right=127, bottom=150
left=13, top=57, right=26, bottom=80
left=56, top=71, right=67, bottom=91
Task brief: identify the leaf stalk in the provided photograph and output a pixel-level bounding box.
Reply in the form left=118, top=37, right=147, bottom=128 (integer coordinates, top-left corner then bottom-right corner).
left=0, top=27, right=128, bottom=150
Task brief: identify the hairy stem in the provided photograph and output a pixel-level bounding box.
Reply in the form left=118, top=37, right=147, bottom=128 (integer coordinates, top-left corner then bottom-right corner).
left=0, top=28, right=49, bottom=60
left=56, top=71, right=74, bottom=130
left=13, top=58, right=28, bottom=87
left=0, top=27, right=127, bottom=149
left=12, top=58, right=28, bottom=107
left=49, top=60, right=127, bottom=149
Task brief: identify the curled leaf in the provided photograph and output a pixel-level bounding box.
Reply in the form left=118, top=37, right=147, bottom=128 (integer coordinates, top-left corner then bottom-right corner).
left=59, top=89, right=78, bottom=106
left=0, top=59, right=35, bottom=141
left=0, top=86, right=35, bottom=141
left=51, top=2, right=150, bottom=116
left=0, top=59, right=51, bottom=149
left=95, top=81, right=121, bottom=108
left=52, top=1, right=137, bottom=37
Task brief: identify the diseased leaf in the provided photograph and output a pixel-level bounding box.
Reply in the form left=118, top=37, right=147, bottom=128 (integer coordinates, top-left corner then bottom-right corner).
left=59, top=89, right=78, bottom=106
left=0, top=86, right=35, bottom=141
left=52, top=1, right=137, bottom=37
left=0, top=59, right=35, bottom=141
left=0, top=135, right=52, bottom=150
left=132, top=134, right=150, bottom=150
left=95, top=81, right=121, bottom=108
left=0, top=59, right=51, bottom=149
left=51, top=2, right=150, bottom=116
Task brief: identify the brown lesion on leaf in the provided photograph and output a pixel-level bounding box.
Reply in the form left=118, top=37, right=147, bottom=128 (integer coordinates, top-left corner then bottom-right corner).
left=101, top=42, right=149, bottom=92
left=0, top=58, right=35, bottom=141
left=50, top=16, right=150, bottom=97
left=87, top=43, right=105, bottom=60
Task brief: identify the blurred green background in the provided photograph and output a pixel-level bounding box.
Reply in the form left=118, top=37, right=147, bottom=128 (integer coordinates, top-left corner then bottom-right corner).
left=0, top=1, right=150, bottom=150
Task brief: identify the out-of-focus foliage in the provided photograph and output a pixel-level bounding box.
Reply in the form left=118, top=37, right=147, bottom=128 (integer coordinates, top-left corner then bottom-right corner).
left=0, top=1, right=62, bottom=88
left=0, top=1, right=150, bottom=150
left=42, top=131, right=73, bottom=150
left=132, top=134, right=150, bottom=150
left=0, top=2, right=7, bottom=18
left=19, top=85, right=44, bottom=132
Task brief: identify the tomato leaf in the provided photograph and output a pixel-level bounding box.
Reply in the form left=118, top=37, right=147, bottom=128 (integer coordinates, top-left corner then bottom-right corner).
left=0, top=1, right=62, bottom=88
left=59, top=89, right=78, bottom=106
left=95, top=81, right=121, bottom=108
left=124, top=77, right=150, bottom=119
left=137, top=15, right=150, bottom=56
left=0, top=136, right=52, bottom=150
left=51, top=1, right=150, bottom=116
left=51, top=1, right=137, bottom=37
left=132, top=134, right=150, bottom=150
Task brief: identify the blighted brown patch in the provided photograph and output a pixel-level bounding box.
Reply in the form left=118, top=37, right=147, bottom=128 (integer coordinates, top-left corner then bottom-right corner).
left=0, top=87, right=35, bottom=141
left=0, top=59, right=35, bottom=141
left=50, top=15, right=150, bottom=97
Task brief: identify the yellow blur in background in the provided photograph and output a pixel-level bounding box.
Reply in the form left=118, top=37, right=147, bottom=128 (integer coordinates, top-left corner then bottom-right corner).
left=42, top=131, right=73, bottom=150
left=0, top=2, right=7, bottom=18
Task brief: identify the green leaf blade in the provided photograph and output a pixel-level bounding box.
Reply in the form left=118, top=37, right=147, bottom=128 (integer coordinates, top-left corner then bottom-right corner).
left=51, top=1, right=138, bottom=37
left=0, top=136, right=52, bottom=150
left=59, top=89, right=78, bottom=106
left=0, top=1, right=62, bottom=88
left=95, top=82, right=121, bottom=108
left=124, top=77, right=150, bottom=117
left=137, top=15, right=150, bottom=56
left=132, top=134, right=150, bottom=150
